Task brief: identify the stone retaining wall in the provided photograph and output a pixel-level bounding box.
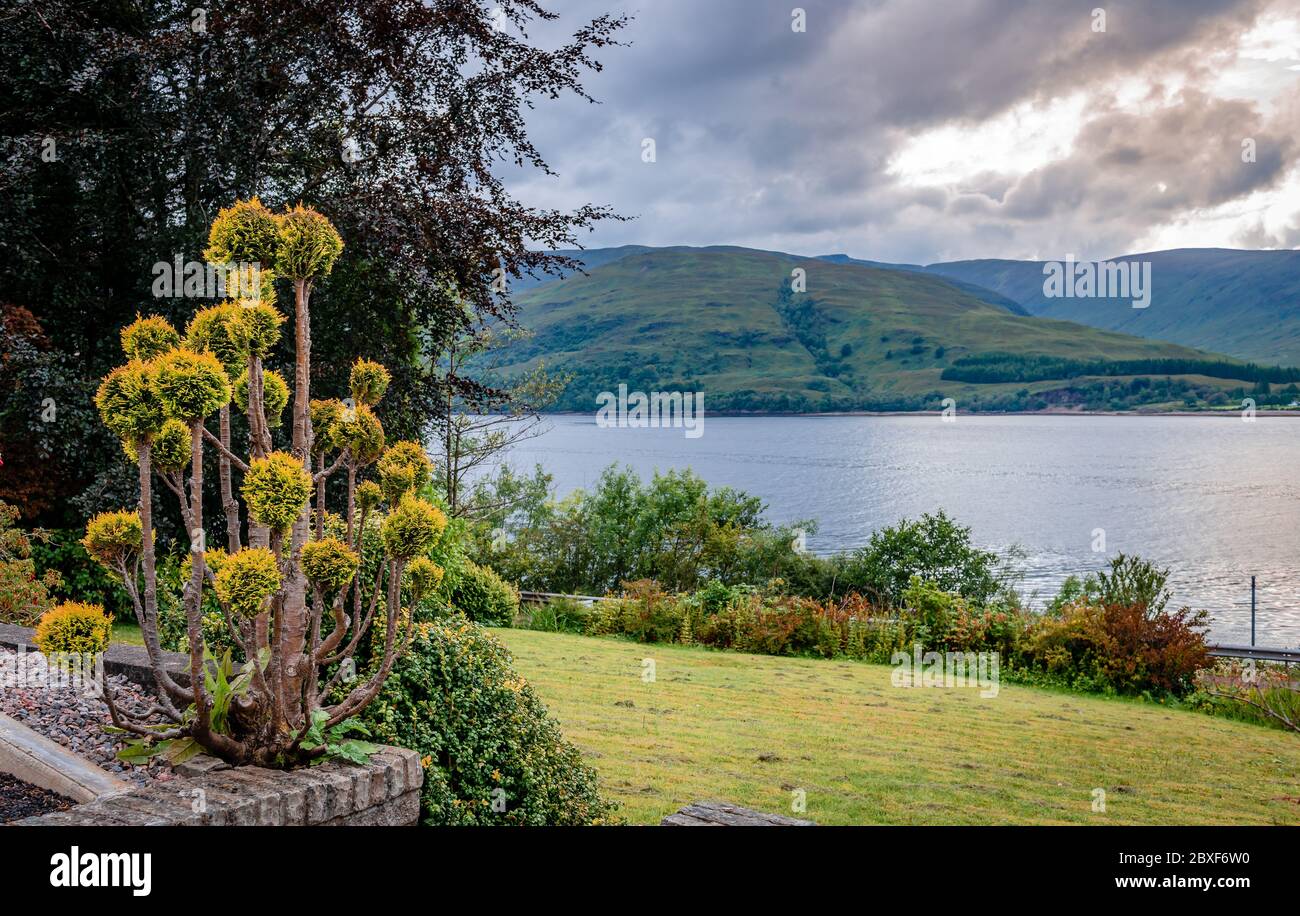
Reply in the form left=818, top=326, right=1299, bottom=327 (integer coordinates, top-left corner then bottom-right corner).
left=13, top=746, right=423, bottom=826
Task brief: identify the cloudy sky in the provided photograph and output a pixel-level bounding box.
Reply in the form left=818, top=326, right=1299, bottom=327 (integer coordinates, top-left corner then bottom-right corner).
left=504, top=0, right=1300, bottom=263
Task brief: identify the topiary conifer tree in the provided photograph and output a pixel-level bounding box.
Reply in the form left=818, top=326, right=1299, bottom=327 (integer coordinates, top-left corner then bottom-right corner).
left=89, top=199, right=447, bottom=767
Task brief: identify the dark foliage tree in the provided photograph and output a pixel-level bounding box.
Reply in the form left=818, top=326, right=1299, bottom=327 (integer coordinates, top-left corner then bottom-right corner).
left=0, top=0, right=627, bottom=526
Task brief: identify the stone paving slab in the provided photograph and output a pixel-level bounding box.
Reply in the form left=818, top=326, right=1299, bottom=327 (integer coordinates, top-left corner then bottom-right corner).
left=662, top=801, right=816, bottom=826
left=0, top=712, right=132, bottom=803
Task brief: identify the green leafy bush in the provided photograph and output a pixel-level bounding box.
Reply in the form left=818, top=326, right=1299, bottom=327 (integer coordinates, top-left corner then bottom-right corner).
left=900, top=577, right=1025, bottom=656
left=1048, top=554, right=1172, bottom=616
left=584, top=580, right=906, bottom=662
left=450, top=559, right=519, bottom=626
left=0, top=501, right=62, bottom=625
left=589, top=579, right=679, bottom=642
left=1188, top=661, right=1300, bottom=732
left=683, top=579, right=751, bottom=615
left=469, top=467, right=1017, bottom=608
left=468, top=463, right=819, bottom=597
left=363, top=616, right=620, bottom=825
left=522, top=596, right=592, bottom=634
left=840, top=510, right=1009, bottom=608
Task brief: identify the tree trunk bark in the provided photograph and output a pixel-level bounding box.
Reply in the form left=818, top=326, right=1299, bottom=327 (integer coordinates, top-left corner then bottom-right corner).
left=185, top=420, right=227, bottom=751
left=279, top=277, right=314, bottom=725
left=136, top=441, right=189, bottom=705
left=218, top=405, right=241, bottom=552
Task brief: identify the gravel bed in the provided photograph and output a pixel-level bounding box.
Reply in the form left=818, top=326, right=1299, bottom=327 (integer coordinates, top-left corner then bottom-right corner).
left=0, top=771, right=74, bottom=823
left=0, top=647, right=174, bottom=785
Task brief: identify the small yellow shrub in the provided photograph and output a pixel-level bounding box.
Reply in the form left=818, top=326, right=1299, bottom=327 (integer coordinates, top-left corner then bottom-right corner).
left=34, top=601, right=113, bottom=656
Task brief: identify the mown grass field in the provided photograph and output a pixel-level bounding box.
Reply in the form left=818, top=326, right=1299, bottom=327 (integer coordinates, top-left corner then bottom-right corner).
left=494, top=628, right=1300, bottom=826
left=112, top=620, right=143, bottom=645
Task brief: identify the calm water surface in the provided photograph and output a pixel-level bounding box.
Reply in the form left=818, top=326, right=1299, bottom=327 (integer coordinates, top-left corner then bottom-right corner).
left=498, top=414, right=1300, bottom=647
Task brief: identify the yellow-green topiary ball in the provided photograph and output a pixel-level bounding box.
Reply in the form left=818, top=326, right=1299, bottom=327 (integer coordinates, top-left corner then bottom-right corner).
left=122, top=424, right=185, bottom=467
left=275, top=204, right=344, bottom=279
left=403, top=555, right=445, bottom=601
left=329, top=403, right=385, bottom=465
left=356, top=480, right=383, bottom=511
left=185, top=303, right=253, bottom=377
left=301, top=537, right=359, bottom=595
left=377, top=441, right=433, bottom=501
left=204, top=198, right=281, bottom=267
left=224, top=264, right=277, bottom=306
left=120, top=314, right=180, bottom=362
left=233, top=368, right=290, bottom=427
left=151, top=418, right=193, bottom=472
left=81, top=511, right=144, bottom=570
left=350, top=358, right=390, bottom=407
left=96, top=361, right=166, bottom=443
left=213, top=547, right=280, bottom=617
left=310, top=399, right=344, bottom=455
left=238, top=301, right=284, bottom=357
left=380, top=494, right=447, bottom=559
left=378, top=462, right=415, bottom=504
left=151, top=348, right=231, bottom=420
left=242, top=451, right=312, bottom=532
left=34, top=602, right=113, bottom=657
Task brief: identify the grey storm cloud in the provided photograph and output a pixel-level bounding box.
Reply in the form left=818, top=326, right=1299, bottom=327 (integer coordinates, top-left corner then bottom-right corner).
left=509, top=0, right=1300, bottom=261
left=997, top=90, right=1297, bottom=218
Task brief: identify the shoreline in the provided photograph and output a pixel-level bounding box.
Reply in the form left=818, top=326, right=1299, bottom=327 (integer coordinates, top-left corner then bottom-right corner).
left=537, top=409, right=1300, bottom=419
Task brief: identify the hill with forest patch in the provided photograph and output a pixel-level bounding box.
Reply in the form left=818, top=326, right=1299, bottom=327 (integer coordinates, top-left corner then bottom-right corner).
left=493, top=246, right=1298, bottom=413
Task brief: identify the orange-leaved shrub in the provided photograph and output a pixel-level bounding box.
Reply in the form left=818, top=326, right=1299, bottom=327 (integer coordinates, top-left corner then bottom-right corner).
left=1022, top=600, right=1210, bottom=695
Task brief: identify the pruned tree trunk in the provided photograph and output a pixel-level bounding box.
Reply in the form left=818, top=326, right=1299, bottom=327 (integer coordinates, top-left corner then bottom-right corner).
left=280, top=276, right=314, bottom=722
left=218, top=405, right=241, bottom=551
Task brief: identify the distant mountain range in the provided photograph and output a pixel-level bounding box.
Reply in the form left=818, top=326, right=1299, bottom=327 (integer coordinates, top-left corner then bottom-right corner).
left=497, top=246, right=1299, bottom=413
left=924, top=249, right=1300, bottom=365
left=516, top=245, right=1300, bottom=363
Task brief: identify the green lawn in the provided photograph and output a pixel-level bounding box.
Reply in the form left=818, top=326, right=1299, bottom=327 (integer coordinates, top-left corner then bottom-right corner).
left=494, top=628, right=1300, bottom=826
left=112, top=620, right=143, bottom=645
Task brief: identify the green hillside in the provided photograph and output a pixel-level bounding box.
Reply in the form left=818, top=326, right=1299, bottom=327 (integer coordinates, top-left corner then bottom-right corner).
left=926, top=248, right=1300, bottom=364
left=498, top=246, right=1285, bottom=413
